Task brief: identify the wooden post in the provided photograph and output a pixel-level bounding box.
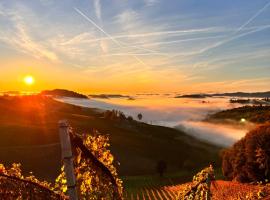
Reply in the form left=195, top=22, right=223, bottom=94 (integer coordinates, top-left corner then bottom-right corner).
left=59, top=120, right=78, bottom=200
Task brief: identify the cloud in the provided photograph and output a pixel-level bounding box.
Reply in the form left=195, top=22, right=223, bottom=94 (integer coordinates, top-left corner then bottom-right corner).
left=190, top=78, right=270, bottom=92
left=144, top=0, right=159, bottom=6
left=60, top=27, right=218, bottom=45
left=92, top=0, right=109, bottom=53
left=14, top=24, right=58, bottom=61
left=115, top=9, right=140, bottom=31
left=60, top=32, right=94, bottom=46
left=0, top=5, right=58, bottom=62
left=93, top=0, right=102, bottom=21
left=74, top=7, right=151, bottom=67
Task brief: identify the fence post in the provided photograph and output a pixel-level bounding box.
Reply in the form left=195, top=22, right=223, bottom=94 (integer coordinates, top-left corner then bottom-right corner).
left=58, top=120, right=78, bottom=200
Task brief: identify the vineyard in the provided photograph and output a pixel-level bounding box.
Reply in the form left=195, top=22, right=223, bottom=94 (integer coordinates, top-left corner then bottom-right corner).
left=123, top=181, right=270, bottom=200
left=122, top=175, right=182, bottom=200
left=0, top=96, right=270, bottom=199
left=0, top=121, right=218, bottom=200
left=1, top=131, right=270, bottom=199
left=124, top=186, right=178, bottom=200
left=0, top=123, right=123, bottom=199
left=122, top=165, right=270, bottom=200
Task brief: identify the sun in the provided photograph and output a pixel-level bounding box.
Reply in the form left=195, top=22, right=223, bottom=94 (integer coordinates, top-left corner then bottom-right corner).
left=24, top=75, right=35, bottom=85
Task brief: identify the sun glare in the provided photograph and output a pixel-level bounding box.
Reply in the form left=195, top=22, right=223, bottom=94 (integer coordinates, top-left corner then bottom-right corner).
left=24, top=75, right=35, bottom=85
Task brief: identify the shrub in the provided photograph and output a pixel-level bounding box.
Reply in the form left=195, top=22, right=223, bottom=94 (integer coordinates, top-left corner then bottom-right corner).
left=55, top=130, right=123, bottom=199
left=178, top=165, right=215, bottom=200
left=222, top=123, right=270, bottom=182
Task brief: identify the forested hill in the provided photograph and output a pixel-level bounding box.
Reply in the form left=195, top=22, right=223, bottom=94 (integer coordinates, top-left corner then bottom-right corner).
left=175, top=91, right=270, bottom=98
left=206, top=105, right=270, bottom=124
left=40, top=89, right=88, bottom=98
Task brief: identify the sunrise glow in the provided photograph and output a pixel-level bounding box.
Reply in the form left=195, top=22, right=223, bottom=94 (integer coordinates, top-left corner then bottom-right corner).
left=24, top=75, right=35, bottom=86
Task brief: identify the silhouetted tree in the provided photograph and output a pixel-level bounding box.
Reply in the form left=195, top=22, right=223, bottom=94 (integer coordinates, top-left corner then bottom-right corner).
left=127, top=116, right=133, bottom=121
left=156, top=160, right=167, bottom=177
left=118, top=111, right=126, bottom=120
left=137, top=113, right=143, bottom=121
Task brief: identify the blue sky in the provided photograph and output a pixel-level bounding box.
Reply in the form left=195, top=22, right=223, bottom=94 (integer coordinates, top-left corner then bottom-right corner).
left=0, top=0, right=269, bottom=93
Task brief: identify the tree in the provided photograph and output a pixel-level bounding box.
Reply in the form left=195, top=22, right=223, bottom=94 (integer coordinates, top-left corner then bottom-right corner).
left=127, top=116, right=133, bottom=121
left=222, top=123, right=270, bottom=182
left=137, top=113, right=143, bottom=121
left=156, top=160, right=167, bottom=177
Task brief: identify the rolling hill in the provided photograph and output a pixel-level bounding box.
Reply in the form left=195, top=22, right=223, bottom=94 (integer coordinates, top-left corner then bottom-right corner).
left=0, top=95, right=221, bottom=182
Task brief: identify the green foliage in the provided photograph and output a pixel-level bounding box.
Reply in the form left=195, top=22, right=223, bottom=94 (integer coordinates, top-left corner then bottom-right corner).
left=0, top=163, right=64, bottom=199
left=55, top=131, right=123, bottom=199
left=178, top=166, right=215, bottom=200
left=222, top=123, right=270, bottom=182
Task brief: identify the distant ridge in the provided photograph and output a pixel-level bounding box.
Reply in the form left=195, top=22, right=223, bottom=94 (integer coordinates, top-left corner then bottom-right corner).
left=175, top=91, right=270, bottom=98
left=89, top=94, right=131, bottom=99
left=41, top=89, right=88, bottom=99
left=175, top=94, right=211, bottom=98
left=212, top=91, right=270, bottom=98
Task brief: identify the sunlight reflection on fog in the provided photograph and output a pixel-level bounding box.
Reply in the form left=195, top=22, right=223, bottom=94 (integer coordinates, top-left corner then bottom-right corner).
left=57, top=95, right=248, bottom=147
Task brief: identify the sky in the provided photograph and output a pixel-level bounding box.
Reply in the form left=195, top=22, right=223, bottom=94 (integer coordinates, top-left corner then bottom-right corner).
left=0, top=0, right=269, bottom=94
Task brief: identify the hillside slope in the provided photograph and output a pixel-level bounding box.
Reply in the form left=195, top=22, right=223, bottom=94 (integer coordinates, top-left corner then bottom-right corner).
left=206, top=105, right=270, bottom=124
left=166, top=181, right=270, bottom=200
left=0, top=95, right=220, bottom=181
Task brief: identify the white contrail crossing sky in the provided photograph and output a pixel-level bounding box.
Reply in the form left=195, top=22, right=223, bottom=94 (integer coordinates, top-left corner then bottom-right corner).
left=234, top=0, right=270, bottom=34
left=74, top=7, right=164, bottom=61
left=74, top=7, right=121, bottom=46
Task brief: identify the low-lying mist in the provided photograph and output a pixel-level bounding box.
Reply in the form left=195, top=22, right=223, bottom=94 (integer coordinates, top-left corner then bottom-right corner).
left=57, top=95, right=249, bottom=147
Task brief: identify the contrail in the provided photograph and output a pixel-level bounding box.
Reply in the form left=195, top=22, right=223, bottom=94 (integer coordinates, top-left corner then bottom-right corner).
left=101, top=52, right=168, bottom=56
left=199, top=25, right=270, bottom=55
left=111, top=27, right=215, bottom=38
left=169, top=24, right=270, bottom=59
left=234, top=0, right=270, bottom=34
left=74, top=7, right=164, bottom=60
left=184, top=2, right=270, bottom=58
left=137, top=35, right=225, bottom=47
left=74, top=7, right=121, bottom=46
left=61, top=25, right=266, bottom=46
left=61, top=27, right=221, bottom=46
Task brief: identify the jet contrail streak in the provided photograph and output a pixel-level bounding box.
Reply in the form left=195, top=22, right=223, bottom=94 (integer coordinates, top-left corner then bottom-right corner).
left=169, top=25, right=270, bottom=59
left=60, top=25, right=267, bottom=46
left=199, top=26, right=270, bottom=55
left=74, top=7, right=164, bottom=59
left=74, top=7, right=121, bottom=46
left=137, top=35, right=225, bottom=47
left=184, top=1, right=270, bottom=59
left=113, top=28, right=215, bottom=38
left=235, top=0, right=270, bottom=34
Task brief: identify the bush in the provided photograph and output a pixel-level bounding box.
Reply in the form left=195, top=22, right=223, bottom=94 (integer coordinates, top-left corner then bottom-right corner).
left=55, top=130, right=123, bottom=199
left=222, top=123, right=270, bottom=182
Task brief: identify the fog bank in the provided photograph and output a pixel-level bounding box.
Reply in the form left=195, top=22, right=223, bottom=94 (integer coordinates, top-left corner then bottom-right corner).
left=57, top=96, right=248, bottom=147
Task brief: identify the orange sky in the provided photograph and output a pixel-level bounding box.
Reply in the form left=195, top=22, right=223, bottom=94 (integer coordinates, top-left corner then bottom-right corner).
left=1, top=1, right=270, bottom=94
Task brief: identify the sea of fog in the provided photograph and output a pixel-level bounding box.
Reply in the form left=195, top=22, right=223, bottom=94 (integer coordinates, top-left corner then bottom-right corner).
left=57, top=95, right=249, bottom=147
